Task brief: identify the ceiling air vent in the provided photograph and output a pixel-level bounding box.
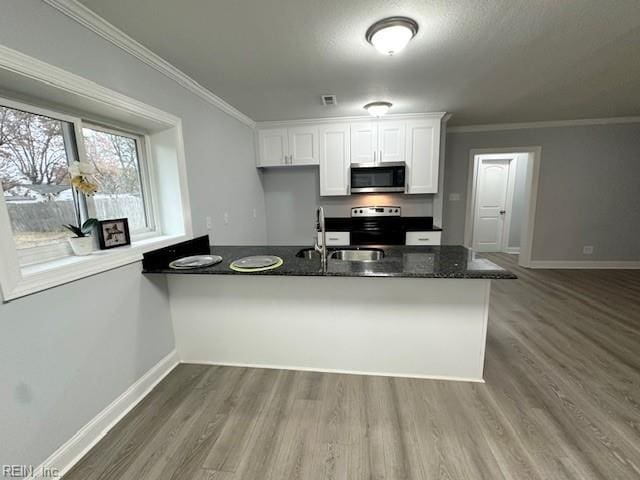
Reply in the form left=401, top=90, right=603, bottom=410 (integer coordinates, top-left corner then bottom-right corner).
left=321, top=94, right=338, bottom=106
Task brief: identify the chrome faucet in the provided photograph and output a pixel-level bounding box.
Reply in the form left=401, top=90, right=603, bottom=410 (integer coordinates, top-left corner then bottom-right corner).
left=314, top=206, right=327, bottom=271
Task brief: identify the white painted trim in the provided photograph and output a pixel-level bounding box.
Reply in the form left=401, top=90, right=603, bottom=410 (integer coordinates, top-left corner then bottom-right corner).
left=3, top=235, right=188, bottom=301
left=30, top=350, right=179, bottom=479
left=0, top=46, right=193, bottom=301
left=42, top=0, right=255, bottom=128
left=0, top=45, right=179, bottom=127
left=505, top=247, right=521, bottom=254
left=528, top=261, right=640, bottom=269
left=463, top=147, right=541, bottom=268
left=181, top=360, right=485, bottom=383
left=256, top=112, right=447, bottom=128
left=447, top=116, right=640, bottom=133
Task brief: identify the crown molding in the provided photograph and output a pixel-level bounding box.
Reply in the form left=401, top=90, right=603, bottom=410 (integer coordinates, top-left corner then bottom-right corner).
left=43, top=0, right=256, bottom=128
left=255, top=112, right=447, bottom=128
left=447, top=116, right=640, bottom=133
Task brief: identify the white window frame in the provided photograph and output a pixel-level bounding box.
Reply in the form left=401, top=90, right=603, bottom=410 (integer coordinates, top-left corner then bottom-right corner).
left=81, top=122, right=160, bottom=239
left=0, top=96, right=88, bottom=266
left=0, top=45, right=193, bottom=301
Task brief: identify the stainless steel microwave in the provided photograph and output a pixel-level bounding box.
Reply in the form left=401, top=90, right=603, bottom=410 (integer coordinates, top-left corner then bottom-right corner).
left=350, top=162, right=406, bottom=193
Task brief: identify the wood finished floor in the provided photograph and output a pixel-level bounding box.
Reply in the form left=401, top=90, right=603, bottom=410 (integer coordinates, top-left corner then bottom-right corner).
left=64, top=254, right=640, bottom=479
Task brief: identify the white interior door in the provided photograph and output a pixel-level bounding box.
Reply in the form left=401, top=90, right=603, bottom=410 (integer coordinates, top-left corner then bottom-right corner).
left=472, top=159, right=512, bottom=252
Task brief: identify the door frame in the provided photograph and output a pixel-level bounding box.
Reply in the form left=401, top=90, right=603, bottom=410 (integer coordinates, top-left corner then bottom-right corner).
left=463, top=146, right=542, bottom=267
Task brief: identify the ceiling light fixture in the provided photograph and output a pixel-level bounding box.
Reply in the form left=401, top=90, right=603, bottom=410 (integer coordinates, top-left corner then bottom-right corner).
left=364, top=101, right=392, bottom=117
left=366, top=16, right=419, bottom=56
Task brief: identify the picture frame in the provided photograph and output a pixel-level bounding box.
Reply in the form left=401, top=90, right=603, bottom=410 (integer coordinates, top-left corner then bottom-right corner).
left=97, top=218, right=131, bottom=250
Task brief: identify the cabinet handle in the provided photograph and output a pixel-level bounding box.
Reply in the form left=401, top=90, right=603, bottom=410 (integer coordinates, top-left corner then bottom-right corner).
left=418, top=238, right=430, bottom=241
left=373, top=151, right=376, bottom=163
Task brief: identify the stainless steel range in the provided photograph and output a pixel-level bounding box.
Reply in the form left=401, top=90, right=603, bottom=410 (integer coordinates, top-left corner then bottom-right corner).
left=349, top=206, right=405, bottom=245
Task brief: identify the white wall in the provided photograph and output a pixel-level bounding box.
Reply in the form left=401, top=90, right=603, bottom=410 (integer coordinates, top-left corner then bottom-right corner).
left=262, top=167, right=434, bottom=245
left=0, top=0, right=267, bottom=470
left=444, top=123, right=640, bottom=261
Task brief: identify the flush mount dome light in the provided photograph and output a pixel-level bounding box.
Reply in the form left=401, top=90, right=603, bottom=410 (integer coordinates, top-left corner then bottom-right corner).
left=364, top=101, right=392, bottom=117
left=366, top=16, right=419, bottom=55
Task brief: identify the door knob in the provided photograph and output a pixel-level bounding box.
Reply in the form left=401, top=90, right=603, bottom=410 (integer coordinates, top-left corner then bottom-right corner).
left=499, top=210, right=506, bottom=214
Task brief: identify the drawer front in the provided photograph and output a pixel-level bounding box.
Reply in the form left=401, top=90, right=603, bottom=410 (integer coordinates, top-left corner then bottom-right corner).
left=318, top=231, right=350, bottom=246
left=405, top=231, right=441, bottom=246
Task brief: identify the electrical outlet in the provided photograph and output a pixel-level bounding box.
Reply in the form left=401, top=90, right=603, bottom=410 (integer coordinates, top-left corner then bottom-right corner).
left=205, top=216, right=212, bottom=230
left=449, top=193, right=461, bottom=201
left=252, top=209, right=257, bottom=219
left=224, top=212, right=230, bottom=225
left=583, top=245, right=594, bottom=255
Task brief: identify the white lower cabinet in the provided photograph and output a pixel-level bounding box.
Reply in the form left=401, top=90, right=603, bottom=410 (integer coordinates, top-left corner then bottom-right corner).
left=317, top=231, right=350, bottom=246
left=406, top=231, right=442, bottom=246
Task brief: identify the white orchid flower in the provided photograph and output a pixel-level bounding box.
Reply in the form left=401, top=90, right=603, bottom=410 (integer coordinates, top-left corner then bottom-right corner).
left=69, top=161, right=96, bottom=176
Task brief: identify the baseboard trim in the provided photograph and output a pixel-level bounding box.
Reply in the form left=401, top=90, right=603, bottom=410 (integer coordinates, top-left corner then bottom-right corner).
left=31, top=349, right=179, bottom=479
left=181, top=360, right=485, bottom=384
left=504, top=247, right=520, bottom=254
left=529, top=260, right=640, bottom=269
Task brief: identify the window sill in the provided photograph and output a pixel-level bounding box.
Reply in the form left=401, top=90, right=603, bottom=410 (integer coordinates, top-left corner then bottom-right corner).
left=3, top=234, right=189, bottom=301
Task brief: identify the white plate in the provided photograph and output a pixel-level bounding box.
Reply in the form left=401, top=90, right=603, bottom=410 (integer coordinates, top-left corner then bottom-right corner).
left=169, top=255, right=222, bottom=269
left=231, top=255, right=280, bottom=269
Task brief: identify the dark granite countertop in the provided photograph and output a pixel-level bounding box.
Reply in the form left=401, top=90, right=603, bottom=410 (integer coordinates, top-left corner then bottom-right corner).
left=142, top=238, right=516, bottom=279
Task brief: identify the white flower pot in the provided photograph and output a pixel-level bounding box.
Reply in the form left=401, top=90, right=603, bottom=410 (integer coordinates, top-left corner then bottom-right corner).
left=68, top=236, right=95, bottom=256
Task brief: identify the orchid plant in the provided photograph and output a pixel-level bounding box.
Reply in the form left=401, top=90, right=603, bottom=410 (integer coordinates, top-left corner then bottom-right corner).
left=64, top=161, right=100, bottom=238
left=63, top=218, right=99, bottom=238
left=69, top=161, right=99, bottom=196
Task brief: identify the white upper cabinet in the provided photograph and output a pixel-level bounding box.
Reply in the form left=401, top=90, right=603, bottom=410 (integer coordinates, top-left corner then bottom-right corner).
left=288, top=125, right=318, bottom=165
left=319, top=123, right=350, bottom=196
left=257, top=126, right=318, bottom=167
left=378, top=121, right=406, bottom=163
left=350, top=123, right=378, bottom=165
left=257, top=114, right=444, bottom=195
left=405, top=119, right=441, bottom=194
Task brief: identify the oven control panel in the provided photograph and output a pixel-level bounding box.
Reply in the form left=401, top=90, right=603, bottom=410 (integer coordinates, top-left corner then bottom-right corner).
left=351, top=206, right=401, bottom=217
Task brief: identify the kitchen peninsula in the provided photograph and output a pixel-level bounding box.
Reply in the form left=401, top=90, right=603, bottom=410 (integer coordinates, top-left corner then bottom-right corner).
left=144, top=237, right=515, bottom=382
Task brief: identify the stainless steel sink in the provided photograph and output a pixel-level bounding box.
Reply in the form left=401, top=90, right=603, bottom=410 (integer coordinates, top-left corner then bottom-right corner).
left=329, top=248, right=384, bottom=262
left=296, top=247, right=385, bottom=262
left=296, top=248, right=319, bottom=259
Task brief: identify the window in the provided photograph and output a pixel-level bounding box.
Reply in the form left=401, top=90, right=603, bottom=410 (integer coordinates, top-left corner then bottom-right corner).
left=0, top=104, right=78, bottom=254
left=0, top=98, right=156, bottom=267
left=82, top=126, right=154, bottom=234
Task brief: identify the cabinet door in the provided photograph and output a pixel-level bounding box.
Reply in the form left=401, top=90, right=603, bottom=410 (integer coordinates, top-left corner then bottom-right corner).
left=405, top=120, right=441, bottom=194
left=257, top=128, right=288, bottom=167
left=317, top=231, right=350, bottom=246
left=406, top=231, right=442, bottom=245
left=319, top=123, right=350, bottom=196
left=288, top=126, right=319, bottom=165
left=350, top=123, right=378, bottom=164
left=378, top=121, right=406, bottom=163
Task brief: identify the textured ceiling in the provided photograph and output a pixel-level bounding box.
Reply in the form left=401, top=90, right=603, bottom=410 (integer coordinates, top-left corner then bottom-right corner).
left=76, top=0, right=640, bottom=125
